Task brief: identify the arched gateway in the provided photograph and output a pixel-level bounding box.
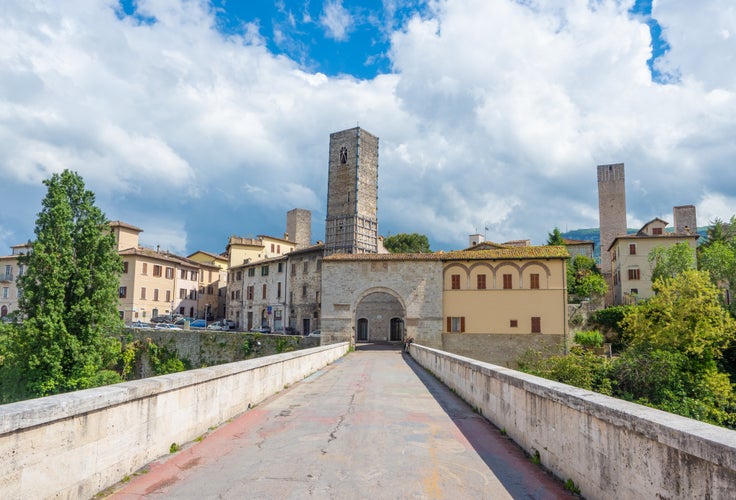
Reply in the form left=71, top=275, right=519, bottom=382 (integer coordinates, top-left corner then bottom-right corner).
left=354, top=290, right=405, bottom=343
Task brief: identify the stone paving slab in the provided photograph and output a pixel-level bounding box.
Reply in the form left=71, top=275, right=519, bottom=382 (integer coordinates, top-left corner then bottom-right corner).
left=106, top=345, right=573, bottom=499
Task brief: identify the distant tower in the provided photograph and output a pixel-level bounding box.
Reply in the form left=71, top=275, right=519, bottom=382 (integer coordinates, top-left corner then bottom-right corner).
left=324, top=127, right=379, bottom=255
left=673, top=205, right=697, bottom=235
left=286, top=208, right=312, bottom=248
left=597, top=163, right=627, bottom=283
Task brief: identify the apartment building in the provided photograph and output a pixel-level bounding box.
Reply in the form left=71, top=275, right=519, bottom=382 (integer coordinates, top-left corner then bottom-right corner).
left=0, top=244, right=31, bottom=319
left=287, top=243, right=324, bottom=335
left=609, top=217, right=699, bottom=305
left=112, top=221, right=203, bottom=323
left=227, top=255, right=289, bottom=331
left=188, top=250, right=228, bottom=320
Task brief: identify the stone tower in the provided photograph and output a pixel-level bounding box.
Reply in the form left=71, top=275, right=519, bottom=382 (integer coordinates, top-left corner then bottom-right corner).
left=673, top=205, right=697, bottom=235
left=324, top=127, right=379, bottom=255
left=286, top=208, right=312, bottom=248
left=597, top=163, right=627, bottom=283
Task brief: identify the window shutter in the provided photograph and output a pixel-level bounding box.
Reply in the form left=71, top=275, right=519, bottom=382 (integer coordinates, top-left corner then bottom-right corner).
left=460, top=317, right=465, bottom=333
left=446, top=317, right=452, bottom=332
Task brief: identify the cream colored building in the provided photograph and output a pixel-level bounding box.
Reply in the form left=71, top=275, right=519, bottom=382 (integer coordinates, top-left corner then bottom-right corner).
left=321, top=245, right=570, bottom=367
left=112, top=221, right=203, bottom=323
left=609, top=218, right=699, bottom=305
left=0, top=244, right=31, bottom=319
left=188, top=250, right=228, bottom=320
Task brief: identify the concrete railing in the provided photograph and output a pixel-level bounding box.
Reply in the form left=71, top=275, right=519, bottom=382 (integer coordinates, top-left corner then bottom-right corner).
left=0, top=342, right=349, bottom=499
left=410, top=344, right=736, bottom=499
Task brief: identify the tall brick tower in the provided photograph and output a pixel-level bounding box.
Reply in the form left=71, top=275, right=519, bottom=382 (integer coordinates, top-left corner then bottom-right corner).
left=325, top=127, right=379, bottom=255
left=597, top=163, right=627, bottom=287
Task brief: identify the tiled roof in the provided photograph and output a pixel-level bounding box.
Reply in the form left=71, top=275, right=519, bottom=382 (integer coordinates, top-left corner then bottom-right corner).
left=119, top=247, right=201, bottom=267
left=188, top=249, right=227, bottom=262
left=607, top=232, right=699, bottom=252
left=109, top=220, right=143, bottom=232
left=562, top=238, right=594, bottom=245
left=324, top=246, right=569, bottom=262
left=286, top=243, right=325, bottom=257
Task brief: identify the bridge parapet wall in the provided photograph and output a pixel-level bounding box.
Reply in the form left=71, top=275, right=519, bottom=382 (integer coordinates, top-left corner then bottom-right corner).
left=410, top=344, right=736, bottom=499
left=0, top=342, right=349, bottom=499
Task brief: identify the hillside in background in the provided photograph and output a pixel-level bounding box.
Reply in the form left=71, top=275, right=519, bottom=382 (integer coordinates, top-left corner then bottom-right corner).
left=562, top=227, right=707, bottom=264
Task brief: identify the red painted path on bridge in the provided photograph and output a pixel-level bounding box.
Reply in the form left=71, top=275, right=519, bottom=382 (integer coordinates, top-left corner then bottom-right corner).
left=107, top=345, right=573, bottom=499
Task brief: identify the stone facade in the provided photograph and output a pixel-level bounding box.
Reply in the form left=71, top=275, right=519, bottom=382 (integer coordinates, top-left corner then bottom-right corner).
left=321, top=256, right=444, bottom=348
left=673, top=204, right=697, bottom=235
left=325, top=127, right=379, bottom=255
left=287, top=244, right=324, bottom=335
left=597, top=163, right=627, bottom=298
left=286, top=208, right=312, bottom=249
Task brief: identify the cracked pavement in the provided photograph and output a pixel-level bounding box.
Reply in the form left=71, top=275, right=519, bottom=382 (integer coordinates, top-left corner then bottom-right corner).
left=107, top=345, right=573, bottom=499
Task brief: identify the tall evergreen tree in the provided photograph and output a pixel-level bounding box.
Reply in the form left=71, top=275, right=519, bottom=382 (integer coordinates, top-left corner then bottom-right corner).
left=546, top=227, right=565, bottom=245
left=8, top=170, right=123, bottom=398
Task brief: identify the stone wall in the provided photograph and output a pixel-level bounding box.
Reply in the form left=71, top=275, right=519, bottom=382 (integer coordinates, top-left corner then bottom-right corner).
left=321, top=259, right=443, bottom=347
left=441, top=333, right=564, bottom=368
left=0, top=343, right=349, bottom=499
left=410, top=344, right=736, bottom=499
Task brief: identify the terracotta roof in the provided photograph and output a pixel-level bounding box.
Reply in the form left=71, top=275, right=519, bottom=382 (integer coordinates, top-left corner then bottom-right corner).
left=109, top=220, right=143, bottom=232
left=187, top=249, right=228, bottom=262
left=324, top=246, right=569, bottom=262
left=286, top=243, right=325, bottom=257
left=562, top=238, right=594, bottom=245
left=118, top=247, right=201, bottom=267
left=464, top=241, right=509, bottom=251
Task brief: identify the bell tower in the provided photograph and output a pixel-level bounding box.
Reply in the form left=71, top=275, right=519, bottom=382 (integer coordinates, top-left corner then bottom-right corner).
left=324, top=127, right=379, bottom=255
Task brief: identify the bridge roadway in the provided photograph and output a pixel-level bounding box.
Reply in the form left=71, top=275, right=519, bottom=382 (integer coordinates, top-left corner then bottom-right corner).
left=108, top=345, right=572, bottom=499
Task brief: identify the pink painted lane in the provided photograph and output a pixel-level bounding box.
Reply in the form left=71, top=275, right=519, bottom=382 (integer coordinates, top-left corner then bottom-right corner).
left=107, top=345, right=573, bottom=499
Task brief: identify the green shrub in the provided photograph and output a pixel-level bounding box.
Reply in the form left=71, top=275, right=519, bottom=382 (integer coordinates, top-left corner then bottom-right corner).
left=574, top=330, right=604, bottom=349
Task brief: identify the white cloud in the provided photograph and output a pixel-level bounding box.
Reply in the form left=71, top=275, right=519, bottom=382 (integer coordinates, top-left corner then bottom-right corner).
left=320, top=0, right=353, bottom=41
left=1, top=0, right=735, bottom=255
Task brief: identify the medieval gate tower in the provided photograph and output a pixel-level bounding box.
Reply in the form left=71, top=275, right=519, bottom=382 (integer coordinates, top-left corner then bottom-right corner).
left=597, top=163, right=627, bottom=286
left=324, top=127, right=379, bottom=255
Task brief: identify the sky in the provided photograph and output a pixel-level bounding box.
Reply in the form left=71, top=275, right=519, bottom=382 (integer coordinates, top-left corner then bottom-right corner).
left=1, top=0, right=735, bottom=256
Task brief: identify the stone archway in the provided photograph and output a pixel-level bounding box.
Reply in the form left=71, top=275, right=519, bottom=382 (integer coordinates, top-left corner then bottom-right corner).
left=354, top=291, right=405, bottom=343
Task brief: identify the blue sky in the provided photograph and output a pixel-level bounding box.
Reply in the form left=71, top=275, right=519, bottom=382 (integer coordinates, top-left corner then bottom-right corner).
left=1, top=0, right=735, bottom=256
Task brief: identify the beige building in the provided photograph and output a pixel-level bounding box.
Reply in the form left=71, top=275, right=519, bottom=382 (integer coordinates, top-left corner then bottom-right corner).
left=227, top=255, right=289, bottom=331
left=112, top=221, right=203, bottom=323
left=0, top=244, right=31, bottom=319
left=609, top=217, right=699, bottom=305
left=321, top=245, right=570, bottom=367
left=188, top=250, right=229, bottom=320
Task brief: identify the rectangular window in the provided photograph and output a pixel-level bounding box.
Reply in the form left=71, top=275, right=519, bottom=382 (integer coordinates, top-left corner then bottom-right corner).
left=180, top=288, right=187, bottom=299
left=303, top=261, right=309, bottom=274
left=629, top=243, right=636, bottom=255
left=248, top=268, right=255, bottom=277
left=3, top=287, right=9, bottom=299
left=531, top=317, right=541, bottom=333
left=191, top=271, right=197, bottom=281
left=278, top=262, right=283, bottom=273
left=153, top=289, right=159, bottom=301
left=652, top=227, right=663, bottom=235
left=503, top=274, right=512, bottom=289
left=236, top=290, right=241, bottom=300
left=630, top=288, right=639, bottom=295
left=207, top=285, right=213, bottom=295
left=18, top=264, right=24, bottom=277
left=277, top=282, right=282, bottom=298
left=166, top=290, right=171, bottom=302
left=142, top=263, right=148, bottom=275
left=451, top=274, right=460, bottom=290
left=302, top=285, right=307, bottom=297
left=236, top=271, right=242, bottom=281
left=123, top=262, right=129, bottom=274
left=181, top=269, right=187, bottom=279
left=477, top=274, right=486, bottom=289
left=271, top=243, right=275, bottom=252
left=140, top=287, right=146, bottom=300
left=189, top=290, right=196, bottom=300
left=261, top=265, right=269, bottom=276
left=510, top=319, right=518, bottom=328
left=231, top=291, right=235, bottom=300
left=262, top=284, right=267, bottom=299
left=165, top=267, right=174, bottom=279
left=628, top=268, right=641, bottom=280
left=247, top=286, right=253, bottom=300
left=530, top=274, right=540, bottom=289
left=447, top=316, right=465, bottom=333
left=277, top=244, right=281, bottom=253
left=291, top=263, right=296, bottom=275
left=153, top=265, right=162, bottom=277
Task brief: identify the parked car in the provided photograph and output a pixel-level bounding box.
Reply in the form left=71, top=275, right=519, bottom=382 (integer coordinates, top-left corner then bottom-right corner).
left=206, top=323, right=224, bottom=331
left=173, top=317, right=194, bottom=326
left=130, top=320, right=152, bottom=329
left=223, top=319, right=238, bottom=330
left=150, top=315, right=171, bottom=323
left=190, top=319, right=207, bottom=328
left=249, top=326, right=271, bottom=334
left=155, top=323, right=182, bottom=330
left=307, top=329, right=321, bottom=337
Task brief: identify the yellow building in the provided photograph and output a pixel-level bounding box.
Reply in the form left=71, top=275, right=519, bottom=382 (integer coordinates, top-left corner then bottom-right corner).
left=608, top=218, right=699, bottom=305
left=0, top=244, right=32, bottom=320
left=188, top=250, right=229, bottom=320
left=111, top=221, right=203, bottom=323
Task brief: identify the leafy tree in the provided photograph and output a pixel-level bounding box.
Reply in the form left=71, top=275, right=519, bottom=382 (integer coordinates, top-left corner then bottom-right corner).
left=546, top=227, right=565, bottom=245
left=383, top=233, right=431, bottom=253
left=648, top=241, right=696, bottom=283
left=567, top=255, right=607, bottom=301
left=701, top=216, right=736, bottom=249
left=621, top=270, right=735, bottom=364
left=1, top=170, right=123, bottom=400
